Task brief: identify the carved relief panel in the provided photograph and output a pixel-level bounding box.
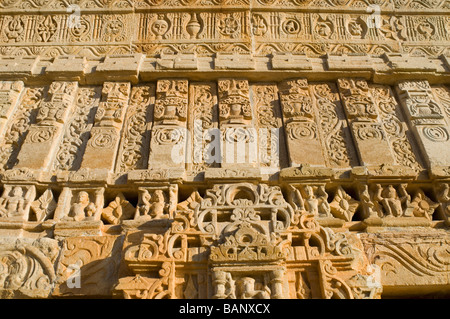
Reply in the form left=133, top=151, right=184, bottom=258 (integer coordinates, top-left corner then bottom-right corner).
left=279, top=79, right=355, bottom=168
left=115, top=84, right=155, bottom=173
left=0, top=81, right=24, bottom=137
left=53, top=86, right=101, bottom=172
left=187, top=82, right=219, bottom=176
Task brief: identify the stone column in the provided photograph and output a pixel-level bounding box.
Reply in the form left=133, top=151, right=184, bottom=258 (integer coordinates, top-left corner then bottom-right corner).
left=211, top=270, right=228, bottom=299
left=270, top=268, right=286, bottom=299
left=337, top=78, right=395, bottom=166
left=396, top=80, right=450, bottom=167
left=148, top=79, right=189, bottom=170
left=16, top=81, right=78, bottom=170
left=81, top=82, right=131, bottom=170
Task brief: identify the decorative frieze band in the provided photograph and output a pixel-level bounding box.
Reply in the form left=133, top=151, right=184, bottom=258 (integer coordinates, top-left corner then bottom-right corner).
left=0, top=10, right=448, bottom=58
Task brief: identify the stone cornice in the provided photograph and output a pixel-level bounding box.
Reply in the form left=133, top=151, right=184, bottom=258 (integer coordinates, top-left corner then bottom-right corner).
left=0, top=53, right=449, bottom=85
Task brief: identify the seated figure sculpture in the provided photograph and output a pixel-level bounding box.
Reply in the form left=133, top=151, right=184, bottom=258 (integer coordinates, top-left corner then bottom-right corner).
left=64, top=191, right=96, bottom=222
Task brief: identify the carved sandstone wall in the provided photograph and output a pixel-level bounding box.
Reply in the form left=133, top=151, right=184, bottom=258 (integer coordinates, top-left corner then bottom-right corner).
left=0, top=0, right=449, bottom=299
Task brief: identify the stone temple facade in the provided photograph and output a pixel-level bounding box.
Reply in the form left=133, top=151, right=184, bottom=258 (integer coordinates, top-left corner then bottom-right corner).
left=0, top=0, right=449, bottom=300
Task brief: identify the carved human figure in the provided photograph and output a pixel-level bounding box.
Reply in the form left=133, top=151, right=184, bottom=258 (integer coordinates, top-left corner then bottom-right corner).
left=303, top=185, right=318, bottom=215
left=437, top=183, right=450, bottom=218
left=237, top=277, right=270, bottom=299
left=137, top=189, right=152, bottom=217
left=149, top=190, right=167, bottom=219
left=136, top=189, right=168, bottom=220
left=287, top=185, right=305, bottom=212
left=0, top=186, right=25, bottom=218
left=374, top=184, right=410, bottom=217
left=358, top=184, right=378, bottom=219
left=64, top=191, right=96, bottom=222
left=0, top=186, right=34, bottom=220
left=317, top=185, right=331, bottom=217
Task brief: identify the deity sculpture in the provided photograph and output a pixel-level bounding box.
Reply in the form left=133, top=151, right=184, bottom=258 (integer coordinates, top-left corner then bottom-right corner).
left=0, top=186, right=35, bottom=220
left=64, top=191, right=96, bottom=222
left=374, top=184, right=410, bottom=217
left=135, top=189, right=169, bottom=220
left=236, top=277, right=271, bottom=299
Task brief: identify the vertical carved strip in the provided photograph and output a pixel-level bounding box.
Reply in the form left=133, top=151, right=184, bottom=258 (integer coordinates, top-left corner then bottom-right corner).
left=0, top=86, right=45, bottom=170
left=188, top=82, right=219, bottom=175
left=251, top=83, right=287, bottom=172
left=53, top=86, right=101, bottom=171
left=81, top=82, right=131, bottom=170
left=370, top=84, right=422, bottom=171
left=16, top=81, right=79, bottom=170
left=115, top=84, right=155, bottom=173
left=310, top=82, right=357, bottom=168
left=396, top=80, right=450, bottom=167
left=337, top=78, right=395, bottom=166
left=0, top=81, right=24, bottom=137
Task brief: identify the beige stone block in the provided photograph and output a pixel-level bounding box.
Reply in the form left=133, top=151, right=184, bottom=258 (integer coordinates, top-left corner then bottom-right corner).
left=285, top=121, right=326, bottom=167
left=54, top=220, right=104, bottom=238
left=95, top=54, right=145, bottom=82
left=81, top=127, right=121, bottom=170
left=46, top=56, right=87, bottom=80
left=156, top=53, right=198, bottom=70
left=326, top=54, right=373, bottom=71
left=215, top=53, right=255, bottom=70
left=384, top=53, right=437, bottom=72
left=271, top=53, right=312, bottom=70
left=0, top=57, right=40, bottom=76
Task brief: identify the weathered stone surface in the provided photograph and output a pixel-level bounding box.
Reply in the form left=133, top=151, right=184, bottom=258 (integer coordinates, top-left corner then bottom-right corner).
left=0, top=0, right=448, bottom=300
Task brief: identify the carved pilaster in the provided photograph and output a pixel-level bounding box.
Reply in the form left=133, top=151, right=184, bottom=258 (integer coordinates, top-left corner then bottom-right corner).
left=396, top=80, right=450, bottom=167
left=279, top=78, right=325, bottom=167
left=81, top=82, right=131, bottom=170
left=337, top=78, right=395, bottom=166
left=218, top=79, right=256, bottom=168
left=16, top=81, right=78, bottom=170
left=147, top=79, right=188, bottom=170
